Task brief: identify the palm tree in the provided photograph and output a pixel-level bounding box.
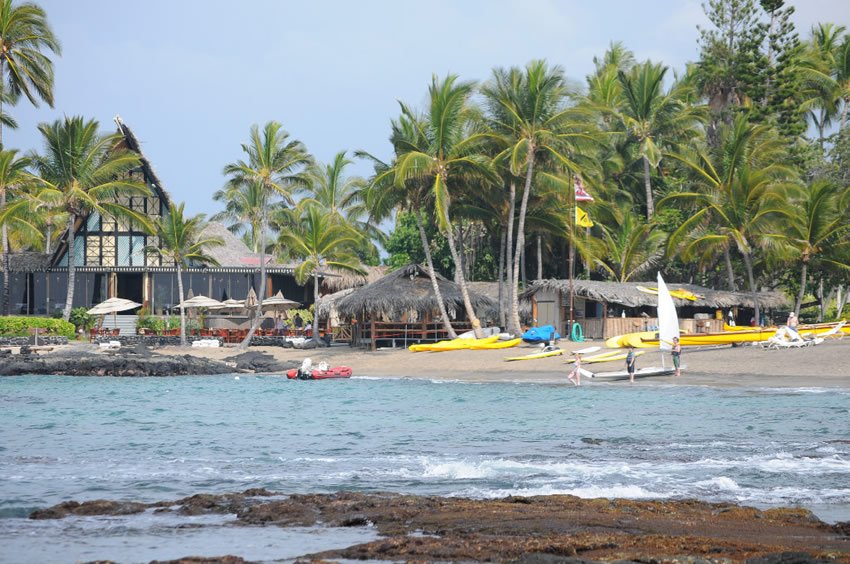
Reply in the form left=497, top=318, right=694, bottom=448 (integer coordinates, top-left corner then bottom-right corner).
left=359, top=110, right=460, bottom=339
left=660, top=114, right=795, bottom=323
left=145, top=202, right=223, bottom=346
left=395, top=75, right=498, bottom=338
left=588, top=206, right=667, bottom=283
left=278, top=201, right=364, bottom=344
left=211, top=180, right=286, bottom=253
left=0, top=0, right=60, bottom=147
left=0, top=147, right=30, bottom=313
left=784, top=179, right=850, bottom=316
left=482, top=60, right=597, bottom=335
left=30, top=116, right=151, bottom=321
left=222, top=121, right=311, bottom=348
left=615, top=60, right=705, bottom=219
left=302, top=150, right=384, bottom=258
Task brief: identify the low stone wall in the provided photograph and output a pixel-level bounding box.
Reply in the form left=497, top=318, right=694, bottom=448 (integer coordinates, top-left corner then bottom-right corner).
left=0, top=336, right=69, bottom=347
left=93, top=335, right=224, bottom=347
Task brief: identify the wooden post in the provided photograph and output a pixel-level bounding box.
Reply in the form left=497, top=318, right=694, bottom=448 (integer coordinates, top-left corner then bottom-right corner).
left=602, top=300, right=608, bottom=339
left=370, top=317, right=376, bottom=351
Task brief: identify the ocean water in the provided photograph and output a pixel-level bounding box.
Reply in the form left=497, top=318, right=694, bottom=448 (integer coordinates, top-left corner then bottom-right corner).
left=1, top=375, right=849, bottom=562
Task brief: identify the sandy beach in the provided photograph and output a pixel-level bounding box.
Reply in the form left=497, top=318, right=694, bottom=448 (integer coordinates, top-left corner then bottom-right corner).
left=147, top=337, right=850, bottom=387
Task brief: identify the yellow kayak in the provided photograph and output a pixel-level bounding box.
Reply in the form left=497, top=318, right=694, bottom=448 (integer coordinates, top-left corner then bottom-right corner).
left=505, top=348, right=563, bottom=361
left=468, top=337, right=522, bottom=350
left=636, top=286, right=702, bottom=301
left=409, top=335, right=499, bottom=352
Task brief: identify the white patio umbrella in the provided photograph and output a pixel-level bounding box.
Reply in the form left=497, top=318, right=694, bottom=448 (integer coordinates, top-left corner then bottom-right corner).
left=209, top=298, right=246, bottom=313
left=87, top=297, right=142, bottom=331
left=176, top=295, right=223, bottom=309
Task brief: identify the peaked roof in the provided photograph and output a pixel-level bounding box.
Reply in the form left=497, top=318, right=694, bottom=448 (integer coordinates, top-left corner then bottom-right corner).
left=113, top=115, right=173, bottom=207
left=336, top=263, right=496, bottom=320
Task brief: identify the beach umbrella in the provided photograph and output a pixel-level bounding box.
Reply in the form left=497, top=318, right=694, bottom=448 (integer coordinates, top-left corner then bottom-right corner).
left=244, top=286, right=258, bottom=309
left=262, top=291, right=299, bottom=312
left=87, top=297, right=142, bottom=315
left=209, top=298, right=246, bottom=313
left=176, top=295, right=223, bottom=309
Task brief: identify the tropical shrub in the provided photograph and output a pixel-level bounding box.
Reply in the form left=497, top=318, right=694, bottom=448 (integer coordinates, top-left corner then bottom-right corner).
left=69, top=307, right=96, bottom=331
left=0, top=316, right=75, bottom=338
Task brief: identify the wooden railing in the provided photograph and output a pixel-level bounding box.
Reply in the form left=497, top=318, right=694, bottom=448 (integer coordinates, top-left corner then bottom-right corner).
left=352, top=321, right=474, bottom=350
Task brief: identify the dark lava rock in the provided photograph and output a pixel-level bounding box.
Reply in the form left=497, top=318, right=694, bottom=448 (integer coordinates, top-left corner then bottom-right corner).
left=30, top=499, right=146, bottom=519
left=0, top=349, right=236, bottom=377
left=223, top=351, right=297, bottom=373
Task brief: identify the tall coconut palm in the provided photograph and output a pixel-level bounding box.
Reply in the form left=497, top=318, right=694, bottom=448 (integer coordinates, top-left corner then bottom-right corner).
left=302, top=150, right=384, bottom=258
left=211, top=180, right=286, bottom=253
left=616, top=60, right=705, bottom=219
left=482, top=60, right=599, bottom=335
left=30, top=116, right=151, bottom=321
left=222, top=121, right=312, bottom=348
left=589, top=206, right=667, bottom=283
left=0, top=147, right=30, bottom=313
left=359, top=110, right=460, bottom=339
left=395, top=75, right=498, bottom=338
left=660, top=115, right=795, bottom=323
left=784, top=179, right=850, bottom=316
left=278, top=201, right=364, bottom=344
left=145, top=202, right=223, bottom=346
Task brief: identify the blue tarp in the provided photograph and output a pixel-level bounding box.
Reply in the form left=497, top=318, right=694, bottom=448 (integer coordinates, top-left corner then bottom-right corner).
left=522, top=325, right=560, bottom=343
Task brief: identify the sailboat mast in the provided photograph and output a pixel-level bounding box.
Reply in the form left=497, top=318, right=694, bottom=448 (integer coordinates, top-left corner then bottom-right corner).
left=568, top=173, right=575, bottom=334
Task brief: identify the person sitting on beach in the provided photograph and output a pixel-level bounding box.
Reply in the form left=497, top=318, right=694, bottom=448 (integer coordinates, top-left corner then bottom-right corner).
left=567, top=352, right=582, bottom=387
left=671, top=337, right=681, bottom=377
left=787, top=312, right=798, bottom=330
left=626, top=346, right=637, bottom=383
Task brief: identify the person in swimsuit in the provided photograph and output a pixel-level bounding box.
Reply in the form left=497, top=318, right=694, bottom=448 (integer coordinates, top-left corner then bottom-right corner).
left=567, top=352, right=582, bottom=387
left=625, top=346, right=636, bottom=383
left=671, top=336, right=681, bottom=377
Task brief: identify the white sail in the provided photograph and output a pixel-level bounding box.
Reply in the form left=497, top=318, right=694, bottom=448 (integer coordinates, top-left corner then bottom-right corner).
left=656, top=273, right=679, bottom=352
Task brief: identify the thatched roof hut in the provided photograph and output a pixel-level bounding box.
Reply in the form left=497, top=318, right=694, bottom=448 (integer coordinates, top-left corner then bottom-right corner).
left=316, top=287, right=355, bottom=320
left=321, top=265, right=388, bottom=293
left=336, top=264, right=496, bottom=321
left=522, top=279, right=789, bottom=309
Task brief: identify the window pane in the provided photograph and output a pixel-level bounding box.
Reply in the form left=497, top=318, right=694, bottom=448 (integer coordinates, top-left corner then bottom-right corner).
left=118, top=236, right=130, bottom=266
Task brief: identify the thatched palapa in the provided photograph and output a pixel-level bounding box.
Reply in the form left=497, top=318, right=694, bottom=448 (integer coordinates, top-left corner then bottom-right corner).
left=321, top=265, right=388, bottom=293
left=522, top=279, right=789, bottom=309
left=336, top=264, right=495, bottom=321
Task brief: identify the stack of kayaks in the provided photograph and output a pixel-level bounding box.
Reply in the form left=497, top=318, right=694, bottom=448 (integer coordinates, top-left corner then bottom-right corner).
left=410, top=335, right=520, bottom=352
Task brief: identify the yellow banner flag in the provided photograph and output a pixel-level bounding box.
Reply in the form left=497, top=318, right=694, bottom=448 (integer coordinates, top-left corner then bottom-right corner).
left=576, top=206, right=594, bottom=228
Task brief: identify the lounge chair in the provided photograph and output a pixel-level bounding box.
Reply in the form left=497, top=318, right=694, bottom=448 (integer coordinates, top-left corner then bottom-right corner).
left=760, top=326, right=823, bottom=349
left=818, top=320, right=846, bottom=340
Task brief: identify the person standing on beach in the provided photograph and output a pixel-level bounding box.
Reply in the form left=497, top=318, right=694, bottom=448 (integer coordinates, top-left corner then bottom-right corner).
left=567, top=353, right=582, bottom=386
left=787, top=312, right=798, bottom=330
left=626, top=346, right=637, bottom=383
left=671, top=336, right=681, bottom=377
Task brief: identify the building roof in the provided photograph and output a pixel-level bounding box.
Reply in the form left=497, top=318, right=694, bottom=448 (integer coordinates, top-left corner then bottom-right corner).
left=113, top=116, right=174, bottom=208
left=522, top=279, right=789, bottom=309
left=336, top=263, right=496, bottom=320
left=0, top=252, right=51, bottom=273
left=321, top=265, right=389, bottom=293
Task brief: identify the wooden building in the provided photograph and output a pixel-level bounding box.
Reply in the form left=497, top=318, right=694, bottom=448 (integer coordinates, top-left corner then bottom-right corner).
left=523, top=279, right=789, bottom=340
left=1, top=117, right=305, bottom=319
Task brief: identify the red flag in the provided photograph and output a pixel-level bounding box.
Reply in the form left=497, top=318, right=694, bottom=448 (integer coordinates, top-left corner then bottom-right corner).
left=574, top=176, right=594, bottom=202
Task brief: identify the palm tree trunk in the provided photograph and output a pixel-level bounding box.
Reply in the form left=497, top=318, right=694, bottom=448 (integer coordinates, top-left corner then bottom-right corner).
left=1, top=187, right=8, bottom=316
left=177, top=263, right=187, bottom=346
left=506, top=181, right=519, bottom=334
left=240, top=217, right=267, bottom=349
left=63, top=215, right=77, bottom=322
left=440, top=208, right=483, bottom=338
left=497, top=228, right=506, bottom=328
left=312, top=270, right=321, bottom=344
left=724, top=247, right=736, bottom=291
left=742, top=251, right=760, bottom=325
left=415, top=211, right=456, bottom=339
left=642, top=155, right=654, bottom=219
left=536, top=235, right=542, bottom=280
left=511, top=156, right=535, bottom=334
left=817, top=278, right=825, bottom=323
left=794, top=259, right=808, bottom=316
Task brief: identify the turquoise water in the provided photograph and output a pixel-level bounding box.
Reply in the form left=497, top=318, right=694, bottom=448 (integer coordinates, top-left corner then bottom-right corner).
left=2, top=375, right=850, bottom=562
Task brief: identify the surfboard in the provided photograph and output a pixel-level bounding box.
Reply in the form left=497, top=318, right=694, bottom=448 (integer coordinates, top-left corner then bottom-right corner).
left=505, top=348, right=563, bottom=361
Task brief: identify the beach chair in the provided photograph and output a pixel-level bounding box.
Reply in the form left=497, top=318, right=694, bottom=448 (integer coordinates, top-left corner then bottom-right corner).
left=819, top=321, right=846, bottom=340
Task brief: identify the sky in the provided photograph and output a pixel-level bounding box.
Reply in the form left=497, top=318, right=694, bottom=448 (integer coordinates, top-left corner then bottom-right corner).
left=9, top=0, right=850, bottom=219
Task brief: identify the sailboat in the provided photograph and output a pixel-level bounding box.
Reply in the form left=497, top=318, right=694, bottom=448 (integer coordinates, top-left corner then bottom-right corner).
left=580, top=273, right=681, bottom=381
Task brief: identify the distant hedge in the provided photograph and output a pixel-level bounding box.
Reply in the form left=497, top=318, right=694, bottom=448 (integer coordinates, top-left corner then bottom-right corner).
left=0, top=316, right=76, bottom=339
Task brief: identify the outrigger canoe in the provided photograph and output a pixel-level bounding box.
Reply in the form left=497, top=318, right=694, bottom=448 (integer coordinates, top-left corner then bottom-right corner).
left=505, top=347, right=563, bottom=361
left=409, top=335, right=500, bottom=352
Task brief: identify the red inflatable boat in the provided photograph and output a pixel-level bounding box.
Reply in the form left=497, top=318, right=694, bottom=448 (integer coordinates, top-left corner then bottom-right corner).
left=286, top=366, right=353, bottom=380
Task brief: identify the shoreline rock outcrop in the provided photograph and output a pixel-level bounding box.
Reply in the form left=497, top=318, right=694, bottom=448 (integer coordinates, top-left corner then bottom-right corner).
left=29, top=490, right=850, bottom=562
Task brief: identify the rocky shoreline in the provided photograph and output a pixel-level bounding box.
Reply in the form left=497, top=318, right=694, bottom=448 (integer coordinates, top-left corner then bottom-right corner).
left=0, top=346, right=298, bottom=377
left=29, top=490, right=850, bottom=563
